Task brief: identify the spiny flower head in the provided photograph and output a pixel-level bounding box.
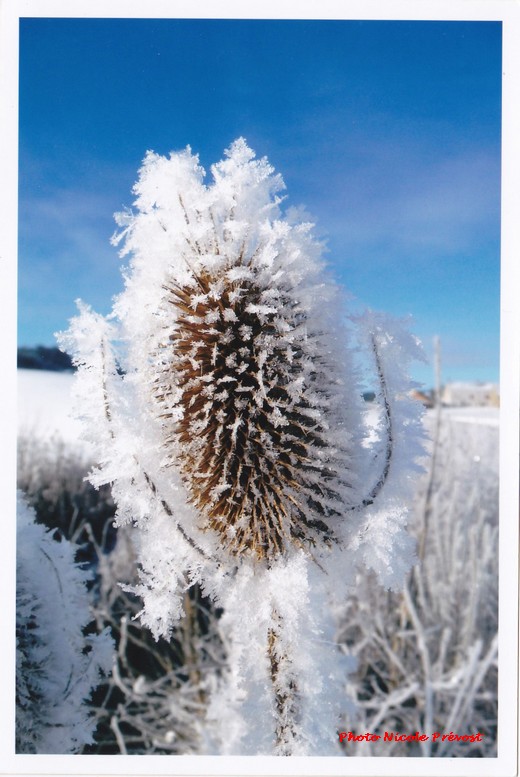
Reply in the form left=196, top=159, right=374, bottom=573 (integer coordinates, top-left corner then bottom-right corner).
left=113, top=139, right=361, bottom=562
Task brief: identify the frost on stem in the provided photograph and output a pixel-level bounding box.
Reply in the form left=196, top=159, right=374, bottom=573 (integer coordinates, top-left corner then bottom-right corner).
left=267, top=610, right=300, bottom=754
left=348, top=310, right=428, bottom=591
left=60, top=139, right=426, bottom=754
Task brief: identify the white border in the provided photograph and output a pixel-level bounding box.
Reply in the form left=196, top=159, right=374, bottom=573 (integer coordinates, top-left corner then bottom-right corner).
left=6, top=0, right=520, bottom=21
left=1, top=2, right=518, bottom=776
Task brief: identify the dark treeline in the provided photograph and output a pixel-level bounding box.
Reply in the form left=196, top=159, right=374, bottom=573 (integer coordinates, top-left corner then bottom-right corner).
left=18, top=346, right=74, bottom=372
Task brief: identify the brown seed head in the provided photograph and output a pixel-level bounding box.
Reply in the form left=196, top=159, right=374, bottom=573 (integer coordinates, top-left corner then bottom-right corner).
left=154, top=265, right=347, bottom=562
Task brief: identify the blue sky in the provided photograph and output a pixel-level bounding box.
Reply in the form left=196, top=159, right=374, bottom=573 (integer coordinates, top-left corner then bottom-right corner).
left=18, top=18, right=502, bottom=388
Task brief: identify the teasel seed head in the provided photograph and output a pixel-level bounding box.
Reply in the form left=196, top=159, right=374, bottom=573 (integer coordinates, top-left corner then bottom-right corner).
left=154, top=261, right=354, bottom=562
left=116, top=139, right=357, bottom=563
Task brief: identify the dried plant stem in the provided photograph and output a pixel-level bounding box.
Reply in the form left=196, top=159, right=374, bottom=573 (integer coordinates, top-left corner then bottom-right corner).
left=110, top=715, right=128, bottom=754
left=100, top=337, right=115, bottom=440
left=267, top=609, right=299, bottom=755
left=418, top=337, right=442, bottom=562
left=140, top=468, right=211, bottom=560
left=365, top=333, right=393, bottom=505
left=351, top=331, right=394, bottom=511
left=181, top=589, right=207, bottom=710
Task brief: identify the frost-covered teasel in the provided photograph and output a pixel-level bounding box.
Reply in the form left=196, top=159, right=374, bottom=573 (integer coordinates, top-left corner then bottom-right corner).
left=141, top=158, right=361, bottom=560
left=59, top=139, right=426, bottom=755
left=109, top=139, right=363, bottom=564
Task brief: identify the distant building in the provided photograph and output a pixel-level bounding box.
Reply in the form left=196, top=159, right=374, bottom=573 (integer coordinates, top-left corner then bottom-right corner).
left=410, top=389, right=434, bottom=408
left=441, top=382, right=499, bottom=408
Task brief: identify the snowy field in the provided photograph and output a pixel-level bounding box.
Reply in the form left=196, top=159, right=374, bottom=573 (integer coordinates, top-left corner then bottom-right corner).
left=424, top=405, right=499, bottom=470
left=441, top=404, right=499, bottom=427
left=18, top=368, right=88, bottom=446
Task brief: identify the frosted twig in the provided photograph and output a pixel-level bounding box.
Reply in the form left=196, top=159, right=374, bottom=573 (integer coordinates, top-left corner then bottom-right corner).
left=267, top=609, right=300, bottom=755
left=418, top=337, right=442, bottom=561
left=403, top=582, right=433, bottom=756
left=100, top=337, right=116, bottom=440
left=351, top=331, right=393, bottom=510
left=140, top=467, right=212, bottom=561
left=110, top=715, right=127, bottom=754
left=362, top=681, right=420, bottom=734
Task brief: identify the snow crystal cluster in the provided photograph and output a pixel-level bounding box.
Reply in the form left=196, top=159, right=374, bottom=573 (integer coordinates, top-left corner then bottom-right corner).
left=16, top=494, right=113, bottom=753
left=59, top=139, right=426, bottom=754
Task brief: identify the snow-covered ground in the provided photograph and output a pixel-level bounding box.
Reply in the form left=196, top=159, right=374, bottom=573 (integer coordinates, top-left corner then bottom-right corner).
left=424, top=405, right=499, bottom=479
left=18, top=368, right=86, bottom=446
left=441, top=404, right=499, bottom=427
